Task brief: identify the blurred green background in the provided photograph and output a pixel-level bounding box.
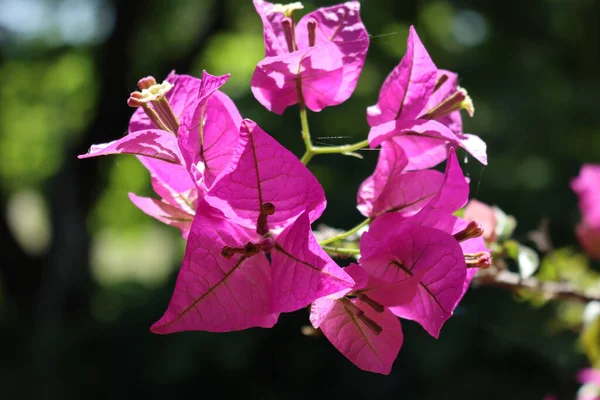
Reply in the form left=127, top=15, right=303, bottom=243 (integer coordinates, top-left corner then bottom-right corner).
left=1, top=0, right=599, bottom=398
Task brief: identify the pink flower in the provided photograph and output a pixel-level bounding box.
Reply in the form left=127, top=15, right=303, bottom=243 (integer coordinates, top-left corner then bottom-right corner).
left=251, top=0, right=369, bottom=114
left=360, top=214, right=469, bottom=338
left=357, top=138, right=444, bottom=218
left=312, top=219, right=465, bottom=373
left=79, top=71, right=241, bottom=238
left=151, top=119, right=354, bottom=333
left=362, top=148, right=490, bottom=332
left=572, top=164, right=600, bottom=260
left=367, top=26, right=486, bottom=170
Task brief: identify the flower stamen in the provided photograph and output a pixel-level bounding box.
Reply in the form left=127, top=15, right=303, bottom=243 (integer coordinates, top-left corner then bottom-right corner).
left=127, top=77, right=180, bottom=135
left=419, top=86, right=475, bottom=120
left=454, top=221, right=484, bottom=242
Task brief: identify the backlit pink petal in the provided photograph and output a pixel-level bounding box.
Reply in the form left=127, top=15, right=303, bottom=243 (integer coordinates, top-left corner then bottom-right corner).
left=128, top=193, right=194, bottom=239
left=129, top=72, right=203, bottom=133
left=206, top=119, right=326, bottom=229
left=343, top=263, right=370, bottom=290
left=271, top=212, right=354, bottom=313
left=310, top=297, right=337, bottom=330
left=178, top=72, right=241, bottom=189
left=357, top=139, right=444, bottom=217
left=459, top=133, right=487, bottom=165
left=251, top=42, right=344, bottom=114
left=360, top=223, right=466, bottom=338
left=78, top=129, right=182, bottom=164
left=253, top=0, right=289, bottom=57
left=137, top=157, right=196, bottom=212
left=317, top=298, right=403, bottom=374
left=366, top=26, right=437, bottom=127
left=295, top=1, right=369, bottom=104
left=425, top=148, right=469, bottom=212
left=365, top=272, right=423, bottom=309
left=421, top=70, right=463, bottom=135
left=151, top=203, right=277, bottom=333
left=369, top=119, right=486, bottom=170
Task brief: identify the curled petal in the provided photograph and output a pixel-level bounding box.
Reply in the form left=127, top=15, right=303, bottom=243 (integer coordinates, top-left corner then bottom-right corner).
left=178, top=71, right=241, bottom=189
left=128, top=193, right=194, bottom=239
left=253, top=0, right=290, bottom=57
left=78, top=129, right=182, bottom=164
left=369, top=119, right=486, bottom=170
left=367, top=26, right=437, bottom=127
left=251, top=42, right=345, bottom=114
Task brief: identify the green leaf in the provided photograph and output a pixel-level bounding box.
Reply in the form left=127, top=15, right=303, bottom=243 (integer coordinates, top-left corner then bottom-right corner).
left=518, top=245, right=540, bottom=279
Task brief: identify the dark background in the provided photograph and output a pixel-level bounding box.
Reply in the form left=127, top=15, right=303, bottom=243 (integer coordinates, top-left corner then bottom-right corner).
left=1, top=0, right=598, bottom=398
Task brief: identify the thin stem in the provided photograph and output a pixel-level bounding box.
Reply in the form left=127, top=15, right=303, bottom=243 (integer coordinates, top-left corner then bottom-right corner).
left=311, top=139, right=370, bottom=155
left=322, top=246, right=360, bottom=256
left=473, top=269, right=600, bottom=302
left=300, top=104, right=312, bottom=151
left=298, top=104, right=370, bottom=165
left=319, top=218, right=371, bottom=246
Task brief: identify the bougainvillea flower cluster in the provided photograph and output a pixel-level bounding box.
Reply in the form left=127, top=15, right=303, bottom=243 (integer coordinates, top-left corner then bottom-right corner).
left=79, top=1, right=490, bottom=375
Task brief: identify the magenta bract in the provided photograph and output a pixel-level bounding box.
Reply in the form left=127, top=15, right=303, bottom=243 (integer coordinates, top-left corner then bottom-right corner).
left=79, top=71, right=241, bottom=238
left=357, top=138, right=444, bottom=217
left=251, top=0, right=369, bottom=113
left=153, top=119, right=354, bottom=331
left=366, top=26, right=487, bottom=169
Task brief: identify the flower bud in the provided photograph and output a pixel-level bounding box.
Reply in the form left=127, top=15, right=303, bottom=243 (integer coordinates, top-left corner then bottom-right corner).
left=453, top=221, right=484, bottom=242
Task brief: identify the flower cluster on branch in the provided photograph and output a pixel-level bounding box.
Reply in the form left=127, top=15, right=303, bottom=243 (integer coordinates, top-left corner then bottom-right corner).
left=80, top=1, right=495, bottom=374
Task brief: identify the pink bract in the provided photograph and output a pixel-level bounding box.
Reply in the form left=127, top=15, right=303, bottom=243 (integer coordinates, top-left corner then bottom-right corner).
left=205, top=119, right=327, bottom=229
left=151, top=201, right=278, bottom=333
left=153, top=119, right=354, bottom=331
left=360, top=222, right=466, bottom=338
left=79, top=71, right=242, bottom=238
left=357, top=138, right=444, bottom=217
left=366, top=26, right=487, bottom=169
left=251, top=0, right=369, bottom=113
left=310, top=264, right=419, bottom=374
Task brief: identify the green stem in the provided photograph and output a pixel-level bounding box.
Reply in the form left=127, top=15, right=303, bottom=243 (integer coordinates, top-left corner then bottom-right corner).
left=298, top=105, right=370, bottom=165
left=300, top=104, right=312, bottom=152
left=322, top=246, right=361, bottom=256
left=319, top=218, right=371, bottom=246
left=311, top=139, right=370, bottom=155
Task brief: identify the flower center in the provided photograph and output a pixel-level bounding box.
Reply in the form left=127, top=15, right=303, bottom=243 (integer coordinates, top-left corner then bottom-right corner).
left=419, top=86, right=475, bottom=121
left=340, top=298, right=383, bottom=335
left=127, top=76, right=180, bottom=135
left=464, top=252, right=492, bottom=269
left=220, top=203, right=277, bottom=259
